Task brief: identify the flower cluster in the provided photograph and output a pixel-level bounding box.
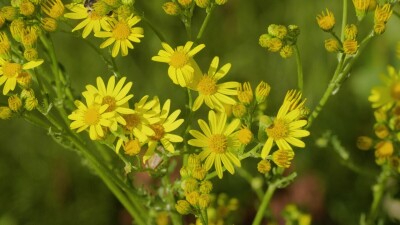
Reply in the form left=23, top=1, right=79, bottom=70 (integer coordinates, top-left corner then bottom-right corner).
left=64, top=0, right=144, bottom=57
left=258, top=24, right=300, bottom=59
left=162, top=0, right=228, bottom=17
left=359, top=66, right=400, bottom=170
left=68, top=76, right=184, bottom=162
left=175, top=154, right=213, bottom=216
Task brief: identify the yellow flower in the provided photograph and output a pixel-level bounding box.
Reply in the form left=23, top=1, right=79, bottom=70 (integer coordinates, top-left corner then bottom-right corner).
left=0, top=58, right=43, bottom=95
left=374, top=21, right=386, bottom=35
left=64, top=3, right=111, bottom=38
left=20, top=0, right=36, bottom=16
left=41, top=17, right=58, bottom=32
left=374, top=4, right=392, bottom=23
left=0, top=106, right=12, bottom=120
left=257, top=160, right=271, bottom=174
left=8, top=95, right=22, bottom=112
left=280, top=45, right=293, bottom=58
left=144, top=99, right=184, bottom=162
left=316, top=9, right=335, bottom=31
left=344, top=24, right=358, bottom=40
left=255, top=81, right=271, bottom=104
left=343, top=39, right=358, bottom=55
left=95, top=15, right=144, bottom=57
left=68, top=94, right=115, bottom=140
left=41, top=0, right=65, bottom=19
left=0, top=32, right=11, bottom=56
left=324, top=38, right=340, bottom=53
left=163, top=2, right=181, bottom=15
left=375, top=141, right=393, bottom=159
left=115, top=95, right=160, bottom=153
left=152, top=41, right=205, bottom=88
left=272, top=149, right=294, bottom=168
left=369, top=66, right=400, bottom=109
left=188, top=110, right=241, bottom=178
left=83, top=76, right=135, bottom=129
left=353, top=0, right=370, bottom=19
left=237, top=82, right=253, bottom=104
left=267, top=24, right=287, bottom=39
left=193, top=56, right=238, bottom=111
left=261, top=90, right=310, bottom=158
left=237, top=126, right=253, bottom=145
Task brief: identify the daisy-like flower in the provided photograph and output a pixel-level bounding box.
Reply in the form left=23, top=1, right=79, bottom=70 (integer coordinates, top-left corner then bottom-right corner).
left=193, top=56, right=239, bottom=112
left=188, top=110, right=241, bottom=178
left=83, top=76, right=135, bottom=128
left=152, top=41, right=205, bottom=88
left=64, top=3, right=111, bottom=38
left=261, top=90, right=310, bottom=159
left=115, top=95, right=161, bottom=153
left=68, top=94, right=115, bottom=140
left=41, top=0, right=65, bottom=19
left=144, top=98, right=184, bottom=162
left=369, top=66, right=400, bottom=109
left=95, top=15, right=144, bottom=57
left=0, top=58, right=43, bottom=95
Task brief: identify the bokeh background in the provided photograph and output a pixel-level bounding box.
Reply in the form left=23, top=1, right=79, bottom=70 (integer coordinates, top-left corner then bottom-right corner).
left=1, top=0, right=400, bottom=224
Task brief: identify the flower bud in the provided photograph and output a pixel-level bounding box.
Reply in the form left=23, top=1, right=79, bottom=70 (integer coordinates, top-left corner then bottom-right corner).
left=8, top=95, right=22, bottom=112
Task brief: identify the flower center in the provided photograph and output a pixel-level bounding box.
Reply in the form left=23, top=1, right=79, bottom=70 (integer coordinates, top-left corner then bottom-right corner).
left=3, top=62, right=22, bottom=78
left=102, top=96, right=117, bottom=112
left=209, top=134, right=228, bottom=154
left=84, top=106, right=101, bottom=125
left=123, top=114, right=141, bottom=131
left=390, top=82, right=400, bottom=100
left=266, top=119, right=289, bottom=139
left=89, top=11, right=102, bottom=20
left=112, top=21, right=130, bottom=40
left=150, top=124, right=165, bottom=141
left=197, top=76, right=217, bottom=95
left=169, top=50, right=189, bottom=68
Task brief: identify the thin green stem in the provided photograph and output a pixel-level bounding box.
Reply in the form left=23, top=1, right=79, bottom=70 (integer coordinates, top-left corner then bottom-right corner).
left=67, top=134, right=147, bottom=225
left=251, top=183, right=277, bottom=225
left=366, top=165, right=391, bottom=225
left=307, top=53, right=345, bottom=128
left=341, top=0, right=348, bottom=42
left=294, top=44, right=303, bottom=92
left=196, top=4, right=216, bottom=42
left=162, top=176, right=182, bottom=225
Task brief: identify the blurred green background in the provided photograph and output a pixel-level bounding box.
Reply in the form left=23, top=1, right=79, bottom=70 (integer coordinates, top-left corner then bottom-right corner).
left=1, top=0, right=400, bottom=224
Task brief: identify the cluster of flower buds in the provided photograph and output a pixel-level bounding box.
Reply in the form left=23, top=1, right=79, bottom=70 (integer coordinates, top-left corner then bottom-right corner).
left=258, top=24, right=300, bottom=59
left=163, top=0, right=228, bottom=16
left=176, top=154, right=213, bottom=215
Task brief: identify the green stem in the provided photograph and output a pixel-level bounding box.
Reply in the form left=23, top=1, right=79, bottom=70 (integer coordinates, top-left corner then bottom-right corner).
left=307, top=53, right=345, bottom=127
left=199, top=208, right=208, bottom=225
left=196, top=4, right=216, bottom=42
left=162, top=176, right=182, bottom=225
left=341, top=0, right=348, bottom=42
left=294, top=44, right=303, bottom=92
left=251, top=183, right=277, bottom=225
left=67, top=134, right=147, bottom=225
left=366, top=165, right=391, bottom=225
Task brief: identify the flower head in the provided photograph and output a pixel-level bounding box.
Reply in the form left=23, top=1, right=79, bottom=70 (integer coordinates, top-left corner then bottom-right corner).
left=369, top=66, right=400, bottom=109
left=343, top=39, right=358, bottom=55
left=68, top=94, right=115, bottom=140
left=144, top=99, right=184, bottom=162
left=64, top=3, right=111, bottom=38
left=324, top=38, right=340, bottom=53
left=316, top=9, right=335, bottom=31
left=95, top=15, right=144, bottom=57
left=152, top=41, right=205, bottom=88
left=261, top=90, right=310, bottom=158
left=193, top=56, right=238, bottom=112
left=83, top=76, right=135, bottom=129
left=0, top=58, right=43, bottom=95
left=374, top=4, right=392, bottom=24
left=189, top=110, right=241, bottom=178
left=41, top=0, right=65, bottom=19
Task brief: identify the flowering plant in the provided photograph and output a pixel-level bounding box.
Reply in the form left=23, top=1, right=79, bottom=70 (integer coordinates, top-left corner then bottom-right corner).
left=0, top=0, right=400, bottom=224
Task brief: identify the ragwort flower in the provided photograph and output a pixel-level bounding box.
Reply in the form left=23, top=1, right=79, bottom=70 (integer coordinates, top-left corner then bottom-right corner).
left=0, top=58, right=43, bottom=95
left=193, top=56, right=238, bottom=112
left=261, top=90, right=310, bottom=158
left=369, top=66, right=400, bottom=109
left=64, top=3, right=111, bottom=38
left=68, top=94, right=115, bottom=140
left=188, top=110, right=241, bottom=178
left=152, top=41, right=205, bottom=88
left=144, top=99, right=184, bottom=162
left=95, top=15, right=144, bottom=57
